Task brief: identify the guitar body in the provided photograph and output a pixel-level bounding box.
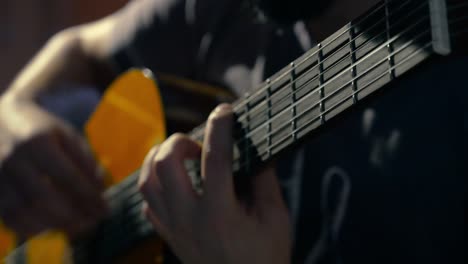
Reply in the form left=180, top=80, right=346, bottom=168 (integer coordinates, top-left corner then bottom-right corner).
left=1, top=70, right=169, bottom=264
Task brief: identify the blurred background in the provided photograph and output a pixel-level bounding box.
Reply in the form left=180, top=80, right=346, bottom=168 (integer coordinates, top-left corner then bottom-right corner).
left=0, top=0, right=129, bottom=91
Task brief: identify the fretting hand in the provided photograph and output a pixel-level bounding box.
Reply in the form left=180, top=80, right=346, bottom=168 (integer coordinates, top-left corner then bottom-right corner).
left=139, top=104, right=291, bottom=264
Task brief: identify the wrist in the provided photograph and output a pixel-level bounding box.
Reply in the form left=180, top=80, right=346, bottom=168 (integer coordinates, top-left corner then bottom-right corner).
left=0, top=91, right=35, bottom=109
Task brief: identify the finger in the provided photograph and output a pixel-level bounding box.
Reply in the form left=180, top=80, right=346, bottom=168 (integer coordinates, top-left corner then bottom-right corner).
left=139, top=146, right=170, bottom=226
left=138, top=145, right=160, bottom=189
left=4, top=159, right=84, bottom=232
left=154, top=134, right=201, bottom=202
left=0, top=180, right=46, bottom=238
left=142, top=202, right=171, bottom=241
left=202, top=104, right=235, bottom=203
left=55, top=123, right=103, bottom=189
left=3, top=209, right=45, bottom=239
left=252, top=166, right=287, bottom=218
left=28, top=137, right=107, bottom=218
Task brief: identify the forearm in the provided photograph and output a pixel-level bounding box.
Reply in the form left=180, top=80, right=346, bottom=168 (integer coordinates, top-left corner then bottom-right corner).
left=3, top=18, right=118, bottom=104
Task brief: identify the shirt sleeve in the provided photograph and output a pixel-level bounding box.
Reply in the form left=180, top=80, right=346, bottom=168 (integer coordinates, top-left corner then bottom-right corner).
left=108, top=0, right=236, bottom=78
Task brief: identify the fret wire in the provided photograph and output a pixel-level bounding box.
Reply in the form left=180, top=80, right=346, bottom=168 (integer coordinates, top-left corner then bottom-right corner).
left=233, top=14, right=430, bottom=146
left=234, top=0, right=428, bottom=129
left=244, top=99, right=251, bottom=175
left=266, top=79, right=272, bottom=158
left=290, top=62, right=298, bottom=141
left=385, top=0, right=397, bottom=80
left=317, top=44, right=325, bottom=125
left=349, top=23, right=358, bottom=104
left=230, top=0, right=412, bottom=113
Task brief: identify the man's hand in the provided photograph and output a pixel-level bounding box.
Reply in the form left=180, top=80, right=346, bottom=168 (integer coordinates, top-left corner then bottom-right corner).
left=0, top=98, right=107, bottom=238
left=139, top=104, right=291, bottom=264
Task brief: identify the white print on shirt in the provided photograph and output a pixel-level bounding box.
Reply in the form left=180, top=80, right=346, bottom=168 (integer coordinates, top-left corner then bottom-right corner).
left=305, top=166, right=352, bottom=264
left=363, top=108, right=402, bottom=168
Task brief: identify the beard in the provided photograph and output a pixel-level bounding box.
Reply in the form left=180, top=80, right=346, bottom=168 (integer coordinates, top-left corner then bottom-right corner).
left=247, top=0, right=334, bottom=26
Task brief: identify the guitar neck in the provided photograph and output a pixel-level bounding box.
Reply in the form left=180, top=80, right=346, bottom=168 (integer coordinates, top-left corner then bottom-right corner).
left=70, top=0, right=467, bottom=262
left=191, top=0, right=463, bottom=177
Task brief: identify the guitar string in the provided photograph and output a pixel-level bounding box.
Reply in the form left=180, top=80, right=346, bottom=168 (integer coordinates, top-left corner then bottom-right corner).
left=231, top=0, right=466, bottom=115
left=218, top=0, right=466, bottom=146
left=232, top=0, right=426, bottom=126
left=75, top=10, right=466, bottom=258
left=231, top=24, right=431, bottom=155
left=171, top=0, right=465, bottom=143
left=98, top=0, right=427, bottom=204
left=231, top=3, right=429, bottom=140
left=187, top=0, right=464, bottom=142
left=221, top=11, right=467, bottom=174
left=196, top=1, right=463, bottom=155
left=179, top=27, right=434, bottom=176
left=228, top=0, right=420, bottom=112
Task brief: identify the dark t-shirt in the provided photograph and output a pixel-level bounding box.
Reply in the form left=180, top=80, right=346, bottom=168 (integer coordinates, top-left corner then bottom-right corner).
left=109, top=0, right=467, bottom=263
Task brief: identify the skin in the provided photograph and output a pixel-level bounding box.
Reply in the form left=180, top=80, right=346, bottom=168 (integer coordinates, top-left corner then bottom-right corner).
left=0, top=15, right=118, bottom=237
left=139, top=105, right=291, bottom=264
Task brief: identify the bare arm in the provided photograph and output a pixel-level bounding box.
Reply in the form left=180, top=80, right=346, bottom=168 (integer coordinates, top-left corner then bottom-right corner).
left=4, top=15, right=118, bottom=103
left=0, top=14, right=121, bottom=238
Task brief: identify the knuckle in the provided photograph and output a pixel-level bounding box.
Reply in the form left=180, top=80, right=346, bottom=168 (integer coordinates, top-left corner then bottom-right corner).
left=152, top=156, right=172, bottom=177
left=138, top=156, right=172, bottom=193
left=138, top=174, right=154, bottom=194
left=209, top=105, right=232, bottom=122
left=169, top=132, right=186, bottom=141
left=168, top=133, right=190, bottom=148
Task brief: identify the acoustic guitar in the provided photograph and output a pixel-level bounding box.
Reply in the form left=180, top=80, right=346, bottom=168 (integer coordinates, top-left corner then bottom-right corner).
left=1, top=0, right=467, bottom=262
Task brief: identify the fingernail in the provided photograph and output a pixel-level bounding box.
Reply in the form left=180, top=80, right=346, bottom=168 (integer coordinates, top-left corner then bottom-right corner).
left=210, top=104, right=232, bottom=119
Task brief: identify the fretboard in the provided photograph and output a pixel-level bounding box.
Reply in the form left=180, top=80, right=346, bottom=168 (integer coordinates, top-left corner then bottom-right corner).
left=68, top=0, right=468, bottom=262
left=191, top=0, right=464, bottom=178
